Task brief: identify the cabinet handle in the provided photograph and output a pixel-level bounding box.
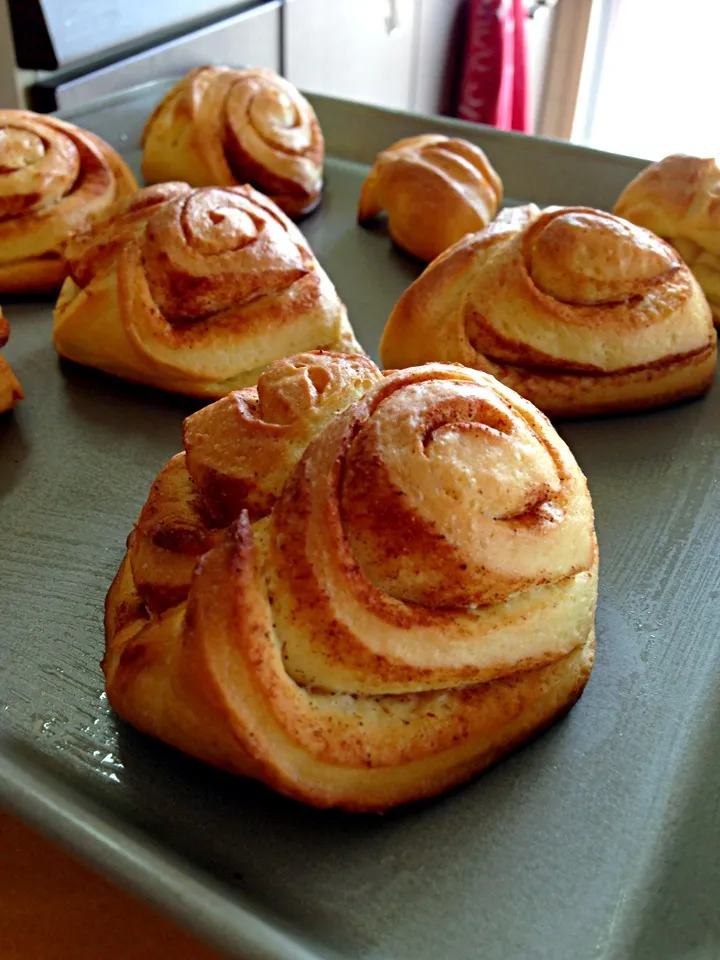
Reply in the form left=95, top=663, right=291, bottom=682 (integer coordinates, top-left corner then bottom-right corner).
left=527, top=0, right=559, bottom=17
left=385, top=0, right=400, bottom=35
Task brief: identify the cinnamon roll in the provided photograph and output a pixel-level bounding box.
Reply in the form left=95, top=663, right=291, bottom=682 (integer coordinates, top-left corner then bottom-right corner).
left=53, top=183, right=361, bottom=397
left=105, top=352, right=597, bottom=812
left=358, top=134, right=502, bottom=261
left=0, top=308, right=22, bottom=412
left=614, top=154, right=720, bottom=326
left=380, top=205, right=717, bottom=417
left=142, top=66, right=324, bottom=218
left=0, top=110, right=137, bottom=294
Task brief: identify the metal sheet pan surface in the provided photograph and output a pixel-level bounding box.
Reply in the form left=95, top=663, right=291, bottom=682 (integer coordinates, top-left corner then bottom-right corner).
left=1, top=81, right=719, bottom=960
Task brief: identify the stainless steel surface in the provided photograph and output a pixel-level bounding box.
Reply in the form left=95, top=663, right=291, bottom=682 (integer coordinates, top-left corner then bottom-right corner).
left=37, top=4, right=281, bottom=112
left=8, top=0, right=266, bottom=70
left=1, top=80, right=719, bottom=960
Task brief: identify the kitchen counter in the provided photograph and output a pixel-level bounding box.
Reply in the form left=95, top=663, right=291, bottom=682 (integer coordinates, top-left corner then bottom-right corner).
left=0, top=810, right=226, bottom=960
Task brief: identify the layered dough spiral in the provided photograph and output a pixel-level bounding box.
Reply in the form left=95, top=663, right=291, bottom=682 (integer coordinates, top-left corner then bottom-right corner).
left=53, top=183, right=361, bottom=397
left=0, top=110, right=137, bottom=294
left=358, top=134, right=503, bottom=262
left=142, top=66, right=324, bottom=218
left=104, top=352, right=598, bottom=812
left=0, top=308, right=22, bottom=412
left=614, top=154, right=720, bottom=326
left=380, top=205, right=717, bottom=417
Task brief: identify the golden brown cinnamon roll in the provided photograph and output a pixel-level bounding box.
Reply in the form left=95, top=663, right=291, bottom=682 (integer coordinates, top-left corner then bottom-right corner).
left=358, top=134, right=503, bottom=261
left=380, top=205, right=717, bottom=417
left=53, top=183, right=361, bottom=397
left=142, top=66, right=324, bottom=218
left=0, top=308, right=22, bottom=412
left=0, top=110, right=137, bottom=294
left=104, top=352, right=597, bottom=812
left=614, top=155, right=720, bottom=326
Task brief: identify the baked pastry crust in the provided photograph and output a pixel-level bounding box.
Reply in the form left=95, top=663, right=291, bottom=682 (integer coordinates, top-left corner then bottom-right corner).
left=380, top=204, right=717, bottom=417
left=358, top=134, right=502, bottom=262
left=104, top=352, right=598, bottom=812
left=0, top=109, right=137, bottom=294
left=53, top=183, right=361, bottom=397
left=142, top=66, right=324, bottom=218
left=614, top=154, right=720, bottom=326
left=0, top=308, right=22, bottom=413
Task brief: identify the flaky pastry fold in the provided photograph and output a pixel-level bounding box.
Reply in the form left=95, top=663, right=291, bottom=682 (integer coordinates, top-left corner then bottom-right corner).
left=358, top=134, right=502, bottom=261
left=53, top=183, right=361, bottom=396
left=0, top=109, right=137, bottom=293
left=381, top=205, right=716, bottom=417
left=105, top=352, right=597, bottom=811
left=142, top=66, right=324, bottom=218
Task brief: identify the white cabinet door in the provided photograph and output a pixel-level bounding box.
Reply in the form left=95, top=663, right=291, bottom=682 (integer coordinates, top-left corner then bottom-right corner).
left=412, top=0, right=464, bottom=115
left=284, top=0, right=417, bottom=111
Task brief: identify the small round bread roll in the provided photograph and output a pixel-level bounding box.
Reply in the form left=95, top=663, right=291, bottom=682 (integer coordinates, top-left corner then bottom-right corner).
left=358, top=134, right=502, bottom=261
left=142, top=66, right=324, bottom=218
left=0, top=308, right=22, bottom=412
left=614, top=154, right=720, bottom=326
left=0, top=110, right=137, bottom=294
left=104, top=352, right=597, bottom=811
left=53, top=183, right=361, bottom=397
left=380, top=204, right=717, bottom=418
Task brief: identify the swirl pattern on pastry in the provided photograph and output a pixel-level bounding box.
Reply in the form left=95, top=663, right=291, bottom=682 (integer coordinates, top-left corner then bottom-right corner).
left=380, top=204, right=717, bottom=417
left=53, top=183, right=361, bottom=397
left=0, top=308, right=23, bottom=412
left=0, top=110, right=137, bottom=294
left=358, top=134, right=503, bottom=261
left=614, top=154, right=720, bottom=326
left=142, top=66, right=324, bottom=218
left=104, top=352, right=597, bottom=811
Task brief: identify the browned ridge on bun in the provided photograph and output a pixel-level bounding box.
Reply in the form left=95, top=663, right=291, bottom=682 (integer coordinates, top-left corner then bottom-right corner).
left=104, top=352, right=598, bottom=812
left=142, top=66, right=324, bottom=218
left=53, top=183, right=361, bottom=397
left=0, top=109, right=137, bottom=294
left=380, top=204, right=717, bottom=418
left=358, top=134, right=503, bottom=262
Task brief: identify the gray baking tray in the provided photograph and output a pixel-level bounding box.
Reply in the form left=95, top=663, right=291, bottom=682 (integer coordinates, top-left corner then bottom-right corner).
left=1, top=80, right=719, bottom=960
